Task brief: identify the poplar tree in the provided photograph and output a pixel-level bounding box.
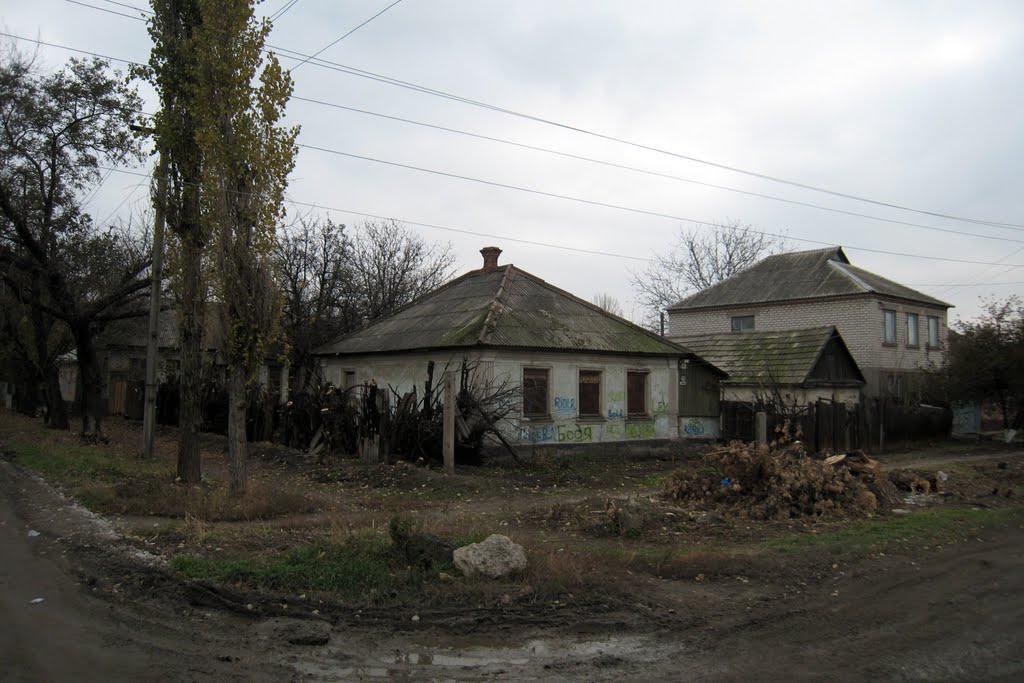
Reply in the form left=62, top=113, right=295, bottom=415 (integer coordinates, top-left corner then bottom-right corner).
left=142, top=0, right=206, bottom=483
left=142, top=0, right=296, bottom=490
left=193, top=0, right=297, bottom=495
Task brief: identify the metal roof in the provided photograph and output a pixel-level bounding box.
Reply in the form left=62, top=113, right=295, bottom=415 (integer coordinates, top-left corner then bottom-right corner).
left=315, top=264, right=696, bottom=358
left=96, top=310, right=179, bottom=349
left=672, top=326, right=863, bottom=385
left=669, top=246, right=950, bottom=311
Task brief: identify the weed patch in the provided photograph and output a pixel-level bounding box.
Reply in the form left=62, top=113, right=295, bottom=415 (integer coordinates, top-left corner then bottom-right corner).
left=764, top=505, right=1024, bottom=557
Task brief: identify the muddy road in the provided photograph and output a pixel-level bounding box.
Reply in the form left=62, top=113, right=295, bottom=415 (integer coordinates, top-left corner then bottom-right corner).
left=2, top=456, right=1023, bottom=681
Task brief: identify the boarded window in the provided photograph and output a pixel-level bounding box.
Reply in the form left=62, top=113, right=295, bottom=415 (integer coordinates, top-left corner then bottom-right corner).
left=730, top=315, right=754, bottom=332
left=906, top=313, right=919, bottom=347
left=627, top=371, right=647, bottom=416
left=343, top=371, right=356, bottom=390
left=883, top=309, right=896, bottom=344
left=927, top=316, right=940, bottom=347
left=578, top=370, right=601, bottom=417
left=523, top=368, right=549, bottom=418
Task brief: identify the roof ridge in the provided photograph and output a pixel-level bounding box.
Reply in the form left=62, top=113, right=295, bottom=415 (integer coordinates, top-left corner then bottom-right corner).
left=514, top=266, right=691, bottom=353
left=477, top=264, right=515, bottom=344
left=829, top=259, right=872, bottom=293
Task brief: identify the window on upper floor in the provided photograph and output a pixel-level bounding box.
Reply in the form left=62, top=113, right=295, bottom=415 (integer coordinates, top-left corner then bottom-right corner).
left=730, top=315, right=754, bottom=333
left=927, top=316, right=941, bottom=348
left=626, top=371, right=648, bottom=416
left=523, top=367, right=549, bottom=418
left=883, top=309, right=896, bottom=344
left=906, top=312, right=919, bottom=348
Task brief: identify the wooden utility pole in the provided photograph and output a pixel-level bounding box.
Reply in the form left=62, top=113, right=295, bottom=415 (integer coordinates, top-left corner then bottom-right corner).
left=142, top=154, right=168, bottom=457
left=443, top=373, right=455, bottom=474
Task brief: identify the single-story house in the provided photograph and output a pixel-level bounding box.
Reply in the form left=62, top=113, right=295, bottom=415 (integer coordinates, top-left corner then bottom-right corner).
left=315, top=247, right=727, bottom=445
left=673, top=326, right=865, bottom=406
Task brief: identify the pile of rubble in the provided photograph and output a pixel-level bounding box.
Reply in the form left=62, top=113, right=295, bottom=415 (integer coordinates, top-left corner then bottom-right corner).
left=662, top=440, right=901, bottom=520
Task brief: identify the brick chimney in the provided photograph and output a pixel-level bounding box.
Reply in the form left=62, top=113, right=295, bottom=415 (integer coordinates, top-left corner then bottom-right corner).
left=480, top=246, right=502, bottom=272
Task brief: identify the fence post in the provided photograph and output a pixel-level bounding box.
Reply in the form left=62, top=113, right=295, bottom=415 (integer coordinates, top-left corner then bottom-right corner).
left=443, top=373, right=455, bottom=474
left=755, top=411, right=767, bottom=445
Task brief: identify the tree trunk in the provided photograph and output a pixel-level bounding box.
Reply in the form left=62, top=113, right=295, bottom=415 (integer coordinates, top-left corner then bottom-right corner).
left=177, top=238, right=204, bottom=484
left=227, top=360, right=247, bottom=497
left=43, top=364, right=69, bottom=430
left=71, top=320, right=105, bottom=441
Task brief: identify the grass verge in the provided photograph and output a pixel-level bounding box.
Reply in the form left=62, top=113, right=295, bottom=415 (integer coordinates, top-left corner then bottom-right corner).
left=764, top=505, right=1024, bottom=557
left=171, top=534, right=452, bottom=603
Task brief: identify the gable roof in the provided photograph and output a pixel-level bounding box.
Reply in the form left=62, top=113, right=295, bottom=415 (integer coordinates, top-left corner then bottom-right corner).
left=668, top=246, right=950, bottom=311
left=316, top=264, right=698, bottom=358
left=672, top=326, right=864, bottom=386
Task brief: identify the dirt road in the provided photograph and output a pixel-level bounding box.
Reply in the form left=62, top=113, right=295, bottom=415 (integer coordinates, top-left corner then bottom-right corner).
left=2, top=456, right=1023, bottom=681
left=0, top=463, right=294, bottom=683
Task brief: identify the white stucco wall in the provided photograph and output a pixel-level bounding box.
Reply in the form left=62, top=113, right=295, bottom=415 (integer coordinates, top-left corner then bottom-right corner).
left=319, top=350, right=694, bottom=445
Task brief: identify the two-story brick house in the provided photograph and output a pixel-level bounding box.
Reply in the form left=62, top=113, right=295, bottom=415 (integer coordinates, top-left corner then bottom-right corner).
left=666, top=247, right=951, bottom=399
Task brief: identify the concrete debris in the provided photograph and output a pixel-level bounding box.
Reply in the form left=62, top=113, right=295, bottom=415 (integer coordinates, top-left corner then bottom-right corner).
left=453, top=534, right=527, bottom=579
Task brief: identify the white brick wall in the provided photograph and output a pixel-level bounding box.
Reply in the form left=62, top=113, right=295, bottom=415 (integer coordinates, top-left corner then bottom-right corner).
left=669, top=295, right=948, bottom=396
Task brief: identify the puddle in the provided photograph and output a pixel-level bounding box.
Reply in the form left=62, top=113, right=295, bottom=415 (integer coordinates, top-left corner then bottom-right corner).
left=291, top=632, right=668, bottom=680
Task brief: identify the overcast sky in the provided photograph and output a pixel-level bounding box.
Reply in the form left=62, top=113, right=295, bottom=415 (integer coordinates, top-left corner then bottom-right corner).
left=6, top=0, right=1023, bottom=324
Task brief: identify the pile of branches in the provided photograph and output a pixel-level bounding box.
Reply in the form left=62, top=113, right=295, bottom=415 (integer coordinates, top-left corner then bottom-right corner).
left=662, top=435, right=900, bottom=519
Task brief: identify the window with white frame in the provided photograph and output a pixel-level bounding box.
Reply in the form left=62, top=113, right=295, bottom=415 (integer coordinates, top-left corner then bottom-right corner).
left=906, top=312, right=919, bottom=347
left=883, top=309, right=896, bottom=344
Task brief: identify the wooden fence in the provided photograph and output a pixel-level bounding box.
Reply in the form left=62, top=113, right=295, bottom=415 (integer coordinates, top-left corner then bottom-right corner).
left=720, top=399, right=952, bottom=453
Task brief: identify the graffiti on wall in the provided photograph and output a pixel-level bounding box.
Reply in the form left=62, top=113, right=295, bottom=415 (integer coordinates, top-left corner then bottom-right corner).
left=553, top=396, right=576, bottom=416
left=518, top=423, right=594, bottom=443
left=682, top=417, right=706, bottom=436
left=624, top=421, right=656, bottom=438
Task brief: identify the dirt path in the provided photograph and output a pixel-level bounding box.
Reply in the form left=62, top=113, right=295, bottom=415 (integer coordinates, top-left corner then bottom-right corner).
left=0, top=462, right=296, bottom=683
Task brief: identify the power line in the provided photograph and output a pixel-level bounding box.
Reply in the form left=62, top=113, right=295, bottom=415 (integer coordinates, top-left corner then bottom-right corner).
left=23, top=18, right=1017, bottom=243
left=291, top=94, right=1024, bottom=241
left=11, top=30, right=1024, bottom=263
left=47, top=2, right=1024, bottom=230
left=66, top=0, right=147, bottom=22
left=907, top=280, right=1024, bottom=287
left=270, top=0, right=300, bottom=22
left=291, top=0, right=404, bottom=71
left=99, top=164, right=1024, bottom=269
left=96, top=0, right=150, bottom=14
left=37, top=9, right=1024, bottom=237
left=266, top=53, right=1024, bottom=231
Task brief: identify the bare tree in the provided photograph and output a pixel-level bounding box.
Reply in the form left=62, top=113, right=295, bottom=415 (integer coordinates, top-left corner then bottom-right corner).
left=347, top=219, right=456, bottom=323
left=275, top=215, right=358, bottom=390
left=631, top=219, right=784, bottom=328
left=592, top=292, right=624, bottom=317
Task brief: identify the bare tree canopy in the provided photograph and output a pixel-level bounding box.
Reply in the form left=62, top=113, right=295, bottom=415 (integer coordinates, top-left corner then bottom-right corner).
left=592, top=292, right=624, bottom=317
left=631, top=219, right=784, bottom=328
left=275, top=216, right=456, bottom=390
left=347, top=219, right=456, bottom=323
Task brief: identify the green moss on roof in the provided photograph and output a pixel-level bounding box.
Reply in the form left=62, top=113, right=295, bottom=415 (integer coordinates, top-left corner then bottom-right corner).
left=315, top=265, right=690, bottom=357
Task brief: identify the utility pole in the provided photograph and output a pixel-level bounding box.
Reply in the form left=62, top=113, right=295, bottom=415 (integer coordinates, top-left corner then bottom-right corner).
left=143, top=153, right=168, bottom=457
